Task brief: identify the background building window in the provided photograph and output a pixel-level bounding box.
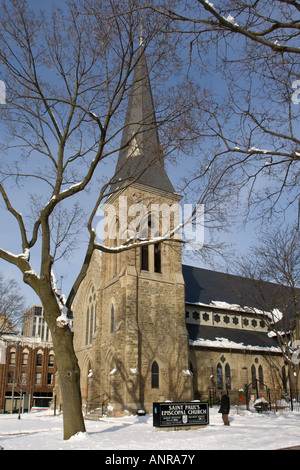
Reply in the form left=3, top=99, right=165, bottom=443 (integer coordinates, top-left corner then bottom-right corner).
left=36, top=354, right=43, bottom=367
left=47, top=373, right=54, bottom=385
left=7, top=371, right=14, bottom=384
left=48, top=354, right=55, bottom=367
left=35, top=372, right=42, bottom=384
left=20, top=372, right=27, bottom=385
left=9, top=351, right=16, bottom=365
left=22, top=352, right=29, bottom=366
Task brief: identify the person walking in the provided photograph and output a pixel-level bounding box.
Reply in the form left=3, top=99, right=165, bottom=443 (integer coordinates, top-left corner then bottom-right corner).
left=219, top=391, right=230, bottom=425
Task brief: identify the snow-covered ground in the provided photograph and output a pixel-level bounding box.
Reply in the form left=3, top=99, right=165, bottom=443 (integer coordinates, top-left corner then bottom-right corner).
left=0, top=407, right=299, bottom=451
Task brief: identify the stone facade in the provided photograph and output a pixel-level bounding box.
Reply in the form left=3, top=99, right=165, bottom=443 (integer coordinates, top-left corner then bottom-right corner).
left=191, top=346, right=284, bottom=396
left=73, top=184, right=192, bottom=415
left=72, top=45, right=287, bottom=416
left=186, top=304, right=288, bottom=403
left=73, top=184, right=287, bottom=414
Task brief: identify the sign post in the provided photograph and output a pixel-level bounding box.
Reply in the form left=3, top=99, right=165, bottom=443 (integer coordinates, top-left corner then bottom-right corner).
left=153, top=402, right=209, bottom=429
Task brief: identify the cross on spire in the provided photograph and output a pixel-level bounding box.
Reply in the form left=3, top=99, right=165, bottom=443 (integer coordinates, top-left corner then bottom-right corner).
left=139, top=20, right=144, bottom=47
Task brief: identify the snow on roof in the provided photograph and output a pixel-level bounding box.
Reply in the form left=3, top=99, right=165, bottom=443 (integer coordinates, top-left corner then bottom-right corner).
left=1, top=334, right=52, bottom=346
left=187, top=324, right=281, bottom=353
left=183, top=265, right=286, bottom=323
left=189, top=336, right=281, bottom=353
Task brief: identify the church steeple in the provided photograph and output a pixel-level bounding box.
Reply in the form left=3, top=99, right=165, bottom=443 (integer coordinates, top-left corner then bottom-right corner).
left=110, top=45, right=175, bottom=194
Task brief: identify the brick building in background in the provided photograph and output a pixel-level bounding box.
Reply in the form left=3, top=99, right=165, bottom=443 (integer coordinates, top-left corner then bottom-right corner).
left=0, top=305, right=56, bottom=414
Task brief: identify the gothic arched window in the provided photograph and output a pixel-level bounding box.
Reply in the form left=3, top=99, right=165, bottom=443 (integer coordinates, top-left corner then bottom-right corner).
left=258, top=365, right=264, bottom=389
left=225, top=363, right=231, bottom=390
left=282, top=366, right=287, bottom=391
left=251, top=365, right=256, bottom=387
left=151, top=361, right=159, bottom=389
left=85, top=307, right=90, bottom=345
left=141, top=245, right=149, bottom=271
left=110, top=305, right=115, bottom=333
left=154, top=243, right=161, bottom=273
left=90, top=306, right=94, bottom=344
left=217, top=363, right=223, bottom=390
left=85, top=285, right=97, bottom=345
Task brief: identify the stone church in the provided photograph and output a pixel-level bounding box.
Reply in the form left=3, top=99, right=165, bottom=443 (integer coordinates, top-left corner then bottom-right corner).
left=73, top=45, right=287, bottom=416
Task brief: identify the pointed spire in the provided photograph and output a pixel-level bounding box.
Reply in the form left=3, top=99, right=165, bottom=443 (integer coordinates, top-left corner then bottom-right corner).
left=110, top=46, right=175, bottom=194
left=139, top=20, right=144, bottom=48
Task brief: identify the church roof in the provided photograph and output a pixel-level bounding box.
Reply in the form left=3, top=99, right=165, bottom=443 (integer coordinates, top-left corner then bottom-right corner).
left=182, top=264, right=294, bottom=316
left=183, top=264, right=253, bottom=307
left=183, top=264, right=297, bottom=352
left=186, top=324, right=281, bottom=353
left=110, top=46, right=175, bottom=194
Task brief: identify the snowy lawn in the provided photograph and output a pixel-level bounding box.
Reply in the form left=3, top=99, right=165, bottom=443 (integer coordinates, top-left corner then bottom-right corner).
left=0, top=407, right=299, bottom=450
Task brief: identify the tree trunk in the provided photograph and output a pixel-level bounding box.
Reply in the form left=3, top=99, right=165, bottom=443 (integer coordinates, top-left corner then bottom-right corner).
left=44, top=301, right=86, bottom=440
left=52, top=324, right=86, bottom=440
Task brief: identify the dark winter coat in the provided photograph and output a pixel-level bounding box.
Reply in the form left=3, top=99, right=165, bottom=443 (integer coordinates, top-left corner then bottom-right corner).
left=218, top=393, right=230, bottom=415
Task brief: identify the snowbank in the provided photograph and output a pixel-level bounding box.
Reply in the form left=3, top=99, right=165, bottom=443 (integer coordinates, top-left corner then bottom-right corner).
left=0, top=407, right=300, bottom=450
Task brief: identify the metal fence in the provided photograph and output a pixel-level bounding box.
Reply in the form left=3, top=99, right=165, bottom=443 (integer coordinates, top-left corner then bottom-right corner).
left=209, top=384, right=300, bottom=413
left=85, top=395, right=110, bottom=415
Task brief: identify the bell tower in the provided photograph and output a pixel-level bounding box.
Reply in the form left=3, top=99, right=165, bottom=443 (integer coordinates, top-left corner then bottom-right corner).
left=87, top=44, right=192, bottom=415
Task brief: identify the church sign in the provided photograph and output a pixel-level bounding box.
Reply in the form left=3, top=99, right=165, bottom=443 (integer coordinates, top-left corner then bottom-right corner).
left=153, top=402, right=209, bottom=428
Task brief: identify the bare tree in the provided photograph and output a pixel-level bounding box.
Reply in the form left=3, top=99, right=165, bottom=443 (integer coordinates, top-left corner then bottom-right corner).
left=145, top=0, right=300, bottom=222
left=0, top=0, right=223, bottom=439
left=236, top=224, right=300, bottom=390
left=0, top=273, right=26, bottom=336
